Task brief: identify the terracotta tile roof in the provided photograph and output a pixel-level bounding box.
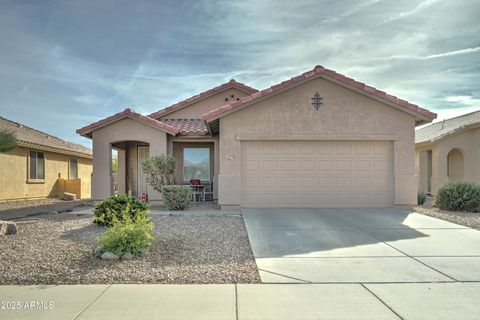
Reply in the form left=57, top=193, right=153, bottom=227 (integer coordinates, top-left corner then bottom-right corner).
left=416, top=110, right=480, bottom=143
left=77, top=108, right=179, bottom=138
left=148, top=79, right=258, bottom=119
left=202, top=65, right=437, bottom=123
left=158, top=119, right=209, bottom=135
left=0, top=116, right=92, bottom=158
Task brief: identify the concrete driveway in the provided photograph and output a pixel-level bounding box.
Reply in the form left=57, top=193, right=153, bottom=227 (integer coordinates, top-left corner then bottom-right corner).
left=242, top=208, right=480, bottom=283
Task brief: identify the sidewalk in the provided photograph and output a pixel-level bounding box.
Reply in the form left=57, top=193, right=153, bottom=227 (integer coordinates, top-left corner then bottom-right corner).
left=1, top=283, right=479, bottom=320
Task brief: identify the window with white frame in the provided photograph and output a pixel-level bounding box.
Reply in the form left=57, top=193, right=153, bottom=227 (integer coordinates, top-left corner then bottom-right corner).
left=69, top=157, right=78, bottom=179
left=29, top=151, right=45, bottom=180
left=183, top=148, right=210, bottom=181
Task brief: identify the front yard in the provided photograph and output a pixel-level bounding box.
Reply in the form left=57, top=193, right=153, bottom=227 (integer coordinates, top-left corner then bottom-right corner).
left=0, top=213, right=260, bottom=285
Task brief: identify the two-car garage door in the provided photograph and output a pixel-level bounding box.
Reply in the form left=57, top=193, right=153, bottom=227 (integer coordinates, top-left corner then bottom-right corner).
left=241, top=140, right=393, bottom=208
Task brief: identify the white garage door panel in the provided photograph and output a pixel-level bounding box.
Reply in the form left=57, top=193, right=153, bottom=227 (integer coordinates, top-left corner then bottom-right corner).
left=241, top=141, right=392, bottom=208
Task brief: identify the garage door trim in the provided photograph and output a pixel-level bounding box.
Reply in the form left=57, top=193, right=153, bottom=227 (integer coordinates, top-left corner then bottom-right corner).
left=236, top=134, right=399, bottom=141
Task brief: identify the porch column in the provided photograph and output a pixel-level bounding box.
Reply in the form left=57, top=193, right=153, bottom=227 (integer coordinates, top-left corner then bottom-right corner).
left=117, top=148, right=126, bottom=194
left=92, top=137, right=113, bottom=200
left=213, top=136, right=219, bottom=200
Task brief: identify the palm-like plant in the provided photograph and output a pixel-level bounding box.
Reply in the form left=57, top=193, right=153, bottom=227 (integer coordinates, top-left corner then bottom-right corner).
left=0, top=129, right=17, bottom=153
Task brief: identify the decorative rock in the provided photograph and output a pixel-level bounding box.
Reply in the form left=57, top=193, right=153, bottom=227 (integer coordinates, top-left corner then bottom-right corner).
left=101, top=252, right=119, bottom=260
left=122, top=252, right=134, bottom=260
left=63, top=192, right=77, bottom=201
left=140, top=249, right=149, bottom=257
left=94, top=247, right=103, bottom=258
left=0, top=220, right=17, bottom=236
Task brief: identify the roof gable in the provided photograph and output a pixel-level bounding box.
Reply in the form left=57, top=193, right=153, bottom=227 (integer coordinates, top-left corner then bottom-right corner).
left=148, top=79, right=258, bottom=119
left=202, top=65, right=437, bottom=124
left=77, top=108, right=179, bottom=138
left=416, top=110, right=480, bottom=144
left=0, top=117, right=92, bottom=158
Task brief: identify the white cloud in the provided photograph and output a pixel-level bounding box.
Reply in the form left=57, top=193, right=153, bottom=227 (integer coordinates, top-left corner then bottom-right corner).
left=382, top=0, right=441, bottom=24
left=424, top=47, right=480, bottom=59
left=366, top=46, right=480, bottom=62
left=323, top=0, right=383, bottom=24
left=443, top=95, right=480, bottom=105
left=73, top=95, right=104, bottom=105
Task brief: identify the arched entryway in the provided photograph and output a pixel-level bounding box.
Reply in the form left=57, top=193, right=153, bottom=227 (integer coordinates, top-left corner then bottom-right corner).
left=447, top=148, right=464, bottom=181
left=111, top=141, right=150, bottom=197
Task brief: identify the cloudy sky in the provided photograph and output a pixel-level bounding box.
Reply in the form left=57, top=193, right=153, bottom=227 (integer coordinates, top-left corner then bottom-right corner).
left=1, top=0, right=479, bottom=147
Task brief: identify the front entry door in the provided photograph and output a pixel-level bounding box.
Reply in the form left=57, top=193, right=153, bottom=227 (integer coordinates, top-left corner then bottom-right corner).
left=137, top=146, right=149, bottom=196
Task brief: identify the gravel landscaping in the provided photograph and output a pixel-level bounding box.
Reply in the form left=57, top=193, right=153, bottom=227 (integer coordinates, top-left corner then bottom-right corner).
left=414, top=206, right=480, bottom=230
left=0, top=213, right=260, bottom=284
left=0, top=198, right=93, bottom=221
left=0, top=198, right=65, bottom=211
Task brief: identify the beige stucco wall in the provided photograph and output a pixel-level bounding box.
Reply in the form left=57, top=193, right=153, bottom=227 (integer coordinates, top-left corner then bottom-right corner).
left=158, top=88, right=250, bottom=119
left=218, top=77, right=418, bottom=207
left=91, top=117, right=168, bottom=200
left=78, top=158, right=92, bottom=198
left=0, top=146, right=92, bottom=201
left=416, top=127, right=480, bottom=194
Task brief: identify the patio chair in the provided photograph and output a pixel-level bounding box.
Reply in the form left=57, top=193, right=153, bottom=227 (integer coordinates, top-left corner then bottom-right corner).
left=204, top=179, right=214, bottom=201
left=190, top=184, right=204, bottom=202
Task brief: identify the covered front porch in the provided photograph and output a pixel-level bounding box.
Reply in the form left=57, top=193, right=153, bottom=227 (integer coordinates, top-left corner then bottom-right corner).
left=110, top=137, right=219, bottom=203
left=76, top=108, right=218, bottom=204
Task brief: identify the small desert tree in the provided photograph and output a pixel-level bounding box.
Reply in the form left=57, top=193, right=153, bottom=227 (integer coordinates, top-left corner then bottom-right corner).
left=141, top=155, right=175, bottom=192
left=141, top=155, right=191, bottom=210
left=0, top=129, right=16, bottom=153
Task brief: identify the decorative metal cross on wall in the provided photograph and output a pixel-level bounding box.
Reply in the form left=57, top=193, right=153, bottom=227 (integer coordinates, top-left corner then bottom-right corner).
left=311, top=92, right=323, bottom=110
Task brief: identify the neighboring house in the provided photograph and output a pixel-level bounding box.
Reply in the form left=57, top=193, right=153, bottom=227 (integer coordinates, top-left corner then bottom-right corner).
left=0, top=117, right=92, bottom=201
left=416, top=110, right=480, bottom=195
left=77, top=65, right=436, bottom=208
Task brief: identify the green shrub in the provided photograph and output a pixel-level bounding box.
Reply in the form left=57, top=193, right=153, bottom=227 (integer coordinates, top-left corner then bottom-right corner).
left=161, top=185, right=192, bottom=210
left=98, top=214, right=154, bottom=256
left=93, top=194, right=149, bottom=227
left=418, top=192, right=426, bottom=205
left=436, top=181, right=480, bottom=212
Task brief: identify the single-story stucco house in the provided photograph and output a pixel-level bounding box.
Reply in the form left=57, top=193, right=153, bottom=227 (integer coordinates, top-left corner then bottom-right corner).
left=416, top=110, right=480, bottom=195
left=0, top=117, right=92, bottom=201
left=77, top=65, right=436, bottom=208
